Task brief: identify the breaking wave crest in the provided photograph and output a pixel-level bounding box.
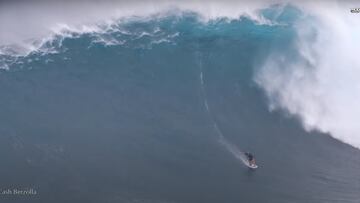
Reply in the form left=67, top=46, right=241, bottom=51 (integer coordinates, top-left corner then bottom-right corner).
left=255, top=2, right=360, bottom=149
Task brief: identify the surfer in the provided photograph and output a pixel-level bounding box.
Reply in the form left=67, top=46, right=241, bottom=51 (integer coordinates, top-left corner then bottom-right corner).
left=244, top=152, right=256, bottom=166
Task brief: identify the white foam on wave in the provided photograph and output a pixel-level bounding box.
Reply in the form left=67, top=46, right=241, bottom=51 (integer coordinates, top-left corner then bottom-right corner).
left=0, top=0, right=279, bottom=58
left=256, top=1, right=360, bottom=149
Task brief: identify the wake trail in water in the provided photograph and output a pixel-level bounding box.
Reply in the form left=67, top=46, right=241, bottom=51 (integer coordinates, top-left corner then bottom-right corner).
left=198, top=55, right=249, bottom=166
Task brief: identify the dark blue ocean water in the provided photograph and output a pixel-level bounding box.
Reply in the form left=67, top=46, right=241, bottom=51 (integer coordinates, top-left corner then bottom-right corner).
left=0, top=6, right=359, bottom=203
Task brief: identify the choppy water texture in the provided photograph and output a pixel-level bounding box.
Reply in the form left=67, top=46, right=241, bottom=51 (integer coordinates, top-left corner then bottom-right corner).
left=0, top=4, right=359, bottom=203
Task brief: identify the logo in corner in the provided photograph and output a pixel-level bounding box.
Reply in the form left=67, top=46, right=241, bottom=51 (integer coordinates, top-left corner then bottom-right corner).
left=350, top=8, right=360, bottom=13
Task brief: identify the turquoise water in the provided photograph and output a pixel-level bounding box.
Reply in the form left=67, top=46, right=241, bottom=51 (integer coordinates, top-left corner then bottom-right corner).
left=0, top=6, right=359, bottom=203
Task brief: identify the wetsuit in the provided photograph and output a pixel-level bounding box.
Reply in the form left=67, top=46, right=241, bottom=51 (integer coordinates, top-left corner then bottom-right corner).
left=245, top=152, right=254, bottom=161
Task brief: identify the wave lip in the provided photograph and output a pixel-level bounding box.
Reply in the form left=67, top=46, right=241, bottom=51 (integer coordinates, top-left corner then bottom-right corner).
left=0, top=1, right=280, bottom=59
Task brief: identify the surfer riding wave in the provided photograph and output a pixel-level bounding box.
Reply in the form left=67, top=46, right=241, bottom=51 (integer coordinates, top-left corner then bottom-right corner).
left=197, top=52, right=257, bottom=169
left=244, top=152, right=256, bottom=167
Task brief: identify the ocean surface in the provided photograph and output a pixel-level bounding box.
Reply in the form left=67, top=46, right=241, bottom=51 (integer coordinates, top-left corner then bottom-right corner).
left=0, top=2, right=359, bottom=203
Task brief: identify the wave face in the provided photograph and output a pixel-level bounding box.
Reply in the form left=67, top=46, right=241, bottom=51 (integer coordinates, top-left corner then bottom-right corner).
left=0, top=1, right=359, bottom=203
left=2, top=1, right=359, bottom=149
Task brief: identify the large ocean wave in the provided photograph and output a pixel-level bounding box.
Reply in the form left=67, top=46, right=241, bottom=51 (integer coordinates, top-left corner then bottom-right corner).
left=1, top=0, right=359, bottom=150
left=255, top=1, right=360, bottom=149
